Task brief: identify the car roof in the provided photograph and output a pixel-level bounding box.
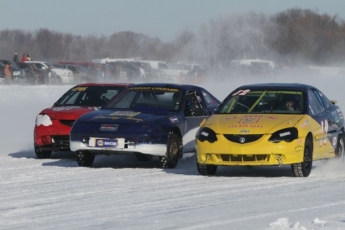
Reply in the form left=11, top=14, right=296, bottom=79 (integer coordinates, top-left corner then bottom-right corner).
left=236, top=83, right=314, bottom=91
left=127, top=82, right=203, bottom=90
left=74, top=83, right=133, bottom=87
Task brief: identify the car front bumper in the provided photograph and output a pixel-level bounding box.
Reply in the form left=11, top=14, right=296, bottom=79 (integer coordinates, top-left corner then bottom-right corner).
left=196, top=136, right=306, bottom=166
left=34, top=120, right=74, bottom=151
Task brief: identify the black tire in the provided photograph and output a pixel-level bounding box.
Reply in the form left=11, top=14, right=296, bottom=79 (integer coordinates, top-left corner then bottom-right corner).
left=77, top=151, right=95, bottom=167
left=160, top=132, right=182, bottom=169
left=135, top=154, right=153, bottom=161
left=197, top=162, right=217, bottom=176
left=34, top=146, right=52, bottom=159
left=335, top=134, right=345, bottom=162
left=291, top=138, right=313, bottom=177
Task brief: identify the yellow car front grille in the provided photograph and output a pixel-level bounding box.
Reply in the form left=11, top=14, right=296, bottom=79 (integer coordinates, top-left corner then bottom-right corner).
left=223, top=134, right=263, bottom=144
left=220, top=154, right=270, bottom=162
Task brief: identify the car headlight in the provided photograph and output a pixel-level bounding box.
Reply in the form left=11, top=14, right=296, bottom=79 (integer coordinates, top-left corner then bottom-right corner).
left=268, top=127, right=298, bottom=143
left=36, top=114, right=52, bottom=126
left=196, top=127, right=217, bottom=143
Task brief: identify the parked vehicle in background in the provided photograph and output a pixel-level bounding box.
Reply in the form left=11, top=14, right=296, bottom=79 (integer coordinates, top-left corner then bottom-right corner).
left=91, top=58, right=135, bottom=64
left=0, top=60, right=31, bottom=84
left=34, top=83, right=131, bottom=159
left=169, top=62, right=207, bottom=83
left=17, top=62, right=46, bottom=84
left=57, top=61, right=103, bottom=81
left=53, top=63, right=95, bottom=83
left=196, top=83, right=345, bottom=177
left=229, top=59, right=275, bottom=76
left=25, top=61, right=74, bottom=84
left=70, top=83, right=221, bottom=168
left=139, top=60, right=189, bottom=82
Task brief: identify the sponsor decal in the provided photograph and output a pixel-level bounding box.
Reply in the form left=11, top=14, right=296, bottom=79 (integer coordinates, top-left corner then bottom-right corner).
left=126, top=117, right=143, bottom=122
left=331, top=111, right=340, bottom=123
left=93, top=116, right=122, bottom=120
left=129, top=86, right=179, bottom=92
left=52, top=106, right=81, bottom=111
left=232, top=89, right=250, bottom=96
left=95, top=139, right=118, bottom=147
left=228, top=124, right=263, bottom=128
left=169, top=116, right=179, bottom=123
left=295, top=146, right=303, bottom=152
left=100, top=124, right=119, bottom=131
left=240, top=129, right=250, bottom=133
left=300, top=119, right=309, bottom=128
left=265, top=115, right=278, bottom=120
left=72, top=87, right=88, bottom=91
left=332, top=136, right=337, bottom=146
left=239, top=117, right=260, bottom=124
left=225, top=116, right=238, bottom=120
left=320, top=119, right=328, bottom=146
left=110, top=111, right=141, bottom=117
left=336, top=109, right=344, bottom=119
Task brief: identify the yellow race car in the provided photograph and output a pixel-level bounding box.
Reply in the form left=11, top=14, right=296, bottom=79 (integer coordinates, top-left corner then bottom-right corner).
left=195, top=83, right=345, bottom=177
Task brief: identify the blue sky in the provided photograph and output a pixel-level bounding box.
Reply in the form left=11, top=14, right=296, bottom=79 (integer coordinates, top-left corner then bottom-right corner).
left=2, top=0, right=345, bottom=41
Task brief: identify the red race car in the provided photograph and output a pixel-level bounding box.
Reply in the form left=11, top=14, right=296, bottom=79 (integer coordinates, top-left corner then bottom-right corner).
left=34, top=83, right=131, bottom=158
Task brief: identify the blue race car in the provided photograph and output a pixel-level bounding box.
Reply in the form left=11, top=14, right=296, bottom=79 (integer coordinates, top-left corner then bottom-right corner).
left=70, top=83, right=220, bottom=168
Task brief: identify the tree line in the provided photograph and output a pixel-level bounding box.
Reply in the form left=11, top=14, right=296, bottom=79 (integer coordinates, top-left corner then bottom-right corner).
left=1, top=8, right=344, bottom=68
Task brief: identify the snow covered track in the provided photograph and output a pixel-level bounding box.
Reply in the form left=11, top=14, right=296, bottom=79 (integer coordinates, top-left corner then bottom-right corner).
left=1, top=72, right=345, bottom=230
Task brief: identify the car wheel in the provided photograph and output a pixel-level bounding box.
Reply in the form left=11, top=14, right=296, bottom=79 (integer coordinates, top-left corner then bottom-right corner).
left=291, top=138, right=313, bottom=177
left=335, top=134, right=345, bottom=161
left=160, top=132, right=181, bottom=169
left=196, top=162, right=217, bottom=176
left=34, top=146, right=52, bottom=159
left=76, top=151, right=95, bottom=167
left=135, top=154, right=153, bottom=161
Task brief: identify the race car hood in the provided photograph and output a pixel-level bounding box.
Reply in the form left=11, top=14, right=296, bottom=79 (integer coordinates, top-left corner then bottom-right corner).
left=40, top=106, right=99, bottom=120
left=78, top=109, right=171, bottom=124
left=205, top=114, right=305, bottom=134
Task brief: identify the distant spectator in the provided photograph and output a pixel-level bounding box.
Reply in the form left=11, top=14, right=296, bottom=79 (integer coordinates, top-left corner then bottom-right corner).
left=26, top=54, right=32, bottom=61
left=13, top=53, right=19, bottom=64
left=4, top=63, right=12, bottom=85
left=21, top=53, right=27, bottom=62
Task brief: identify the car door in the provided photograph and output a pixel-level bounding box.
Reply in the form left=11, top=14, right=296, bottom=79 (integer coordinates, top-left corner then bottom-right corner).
left=308, top=89, right=334, bottom=159
left=183, top=88, right=218, bottom=152
left=315, top=89, right=343, bottom=151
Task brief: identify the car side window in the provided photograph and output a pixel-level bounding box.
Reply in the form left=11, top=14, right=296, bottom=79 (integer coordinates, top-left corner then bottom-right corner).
left=308, top=90, right=324, bottom=115
left=317, top=90, right=331, bottom=109
left=158, top=62, right=169, bottom=69
left=35, top=63, right=43, bottom=69
left=201, top=89, right=220, bottom=111
left=184, top=90, right=205, bottom=117
left=68, top=66, right=78, bottom=74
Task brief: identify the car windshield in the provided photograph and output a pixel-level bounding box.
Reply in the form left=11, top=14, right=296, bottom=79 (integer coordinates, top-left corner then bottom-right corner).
left=216, top=89, right=304, bottom=114
left=43, top=62, right=53, bottom=68
left=54, top=86, right=123, bottom=107
left=105, top=86, right=183, bottom=112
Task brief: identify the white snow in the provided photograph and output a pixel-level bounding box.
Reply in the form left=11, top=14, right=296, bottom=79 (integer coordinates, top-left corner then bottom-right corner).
left=1, top=71, right=345, bottom=230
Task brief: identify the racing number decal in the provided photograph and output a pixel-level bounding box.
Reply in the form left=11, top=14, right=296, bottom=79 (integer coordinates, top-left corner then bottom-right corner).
left=72, top=87, right=88, bottom=91
left=320, top=119, right=328, bottom=146
left=232, top=89, right=250, bottom=96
